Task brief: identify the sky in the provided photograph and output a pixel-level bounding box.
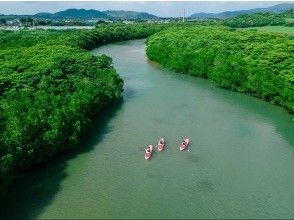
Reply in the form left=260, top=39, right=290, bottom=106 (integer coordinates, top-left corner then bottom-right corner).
left=0, top=1, right=291, bottom=17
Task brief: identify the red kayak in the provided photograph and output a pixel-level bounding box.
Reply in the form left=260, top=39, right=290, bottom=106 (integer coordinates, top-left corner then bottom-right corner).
left=180, top=138, right=189, bottom=151
left=145, top=145, right=153, bottom=160
left=157, top=138, right=165, bottom=152
left=145, top=151, right=152, bottom=160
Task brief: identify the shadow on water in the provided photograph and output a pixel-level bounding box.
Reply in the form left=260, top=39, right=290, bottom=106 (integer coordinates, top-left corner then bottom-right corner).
left=151, top=117, right=164, bottom=125
left=198, top=179, right=215, bottom=192
left=186, top=153, right=201, bottom=164
left=0, top=99, right=124, bottom=219
left=210, top=86, right=294, bottom=147
left=190, top=179, right=215, bottom=193
left=123, top=85, right=136, bottom=102
left=178, top=103, right=191, bottom=109
left=147, top=173, right=165, bottom=180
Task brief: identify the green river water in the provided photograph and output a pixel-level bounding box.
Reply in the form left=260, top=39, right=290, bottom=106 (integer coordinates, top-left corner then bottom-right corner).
left=0, top=39, right=293, bottom=219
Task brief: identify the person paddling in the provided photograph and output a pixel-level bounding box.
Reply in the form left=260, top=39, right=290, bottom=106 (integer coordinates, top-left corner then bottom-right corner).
left=182, top=139, right=187, bottom=146
left=157, top=137, right=165, bottom=152
left=180, top=138, right=190, bottom=151
left=145, top=145, right=153, bottom=160
left=146, top=145, right=153, bottom=152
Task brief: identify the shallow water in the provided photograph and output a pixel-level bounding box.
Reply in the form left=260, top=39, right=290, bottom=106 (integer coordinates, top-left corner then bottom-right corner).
left=1, top=39, right=293, bottom=219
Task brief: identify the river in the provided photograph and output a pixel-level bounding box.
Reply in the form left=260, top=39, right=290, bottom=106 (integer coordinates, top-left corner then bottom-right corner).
left=0, top=39, right=293, bottom=219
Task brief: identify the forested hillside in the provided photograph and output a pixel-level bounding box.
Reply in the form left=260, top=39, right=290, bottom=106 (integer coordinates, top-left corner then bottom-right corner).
left=103, top=10, right=158, bottom=20
left=224, top=9, right=294, bottom=28
left=146, top=26, right=294, bottom=113
left=33, top=9, right=158, bottom=20
left=0, top=23, right=169, bottom=199
left=189, top=3, right=294, bottom=19
left=34, top=9, right=109, bottom=19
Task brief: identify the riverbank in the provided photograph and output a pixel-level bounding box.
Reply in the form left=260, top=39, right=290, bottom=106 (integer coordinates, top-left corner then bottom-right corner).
left=0, top=23, right=173, bottom=200
left=0, top=25, right=95, bottom=31
left=1, top=39, right=293, bottom=219
left=146, top=25, right=294, bottom=113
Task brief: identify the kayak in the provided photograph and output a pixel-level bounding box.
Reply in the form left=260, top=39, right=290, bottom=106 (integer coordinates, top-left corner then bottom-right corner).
left=145, top=151, right=152, bottom=160
left=148, top=145, right=154, bottom=152
left=145, top=145, right=153, bottom=160
left=157, top=138, right=165, bottom=151
left=180, top=138, right=189, bottom=151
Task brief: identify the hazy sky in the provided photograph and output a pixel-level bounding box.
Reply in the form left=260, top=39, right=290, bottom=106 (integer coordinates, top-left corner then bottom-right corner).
left=0, top=1, right=290, bottom=17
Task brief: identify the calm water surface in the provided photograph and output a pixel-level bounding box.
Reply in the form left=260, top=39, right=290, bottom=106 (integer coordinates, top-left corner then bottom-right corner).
left=0, top=39, right=293, bottom=219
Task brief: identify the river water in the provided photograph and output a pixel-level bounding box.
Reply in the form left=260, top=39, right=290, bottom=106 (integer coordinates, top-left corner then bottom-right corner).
left=0, top=39, right=293, bottom=219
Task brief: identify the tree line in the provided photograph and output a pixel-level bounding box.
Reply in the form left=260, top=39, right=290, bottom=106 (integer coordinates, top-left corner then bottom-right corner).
left=146, top=26, right=294, bottom=113
left=0, top=23, right=175, bottom=199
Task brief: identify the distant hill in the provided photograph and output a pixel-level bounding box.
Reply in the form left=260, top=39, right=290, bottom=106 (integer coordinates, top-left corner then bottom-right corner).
left=34, top=12, right=53, bottom=18
left=33, top=9, right=158, bottom=20
left=103, top=10, right=158, bottom=20
left=266, top=3, right=294, bottom=12
left=34, top=9, right=109, bottom=19
left=189, top=3, right=294, bottom=19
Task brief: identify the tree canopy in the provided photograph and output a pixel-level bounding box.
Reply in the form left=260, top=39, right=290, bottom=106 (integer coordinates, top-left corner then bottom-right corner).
left=0, top=23, right=172, bottom=199
left=224, top=10, right=294, bottom=28
left=146, top=26, right=294, bottom=113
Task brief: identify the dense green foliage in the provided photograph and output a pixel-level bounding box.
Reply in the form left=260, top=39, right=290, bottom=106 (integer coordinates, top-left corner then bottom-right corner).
left=248, top=26, right=294, bottom=35
left=73, top=23, right=169, bottom=50
left=0, top=23, right=171, bottom=199
left=224, top=12, right=285, bottom=28
left=146, top=26, right=294, bottom=113
left=224, top=10, right=294, bottom=28
left=284, top=9, right=294, bottom=27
